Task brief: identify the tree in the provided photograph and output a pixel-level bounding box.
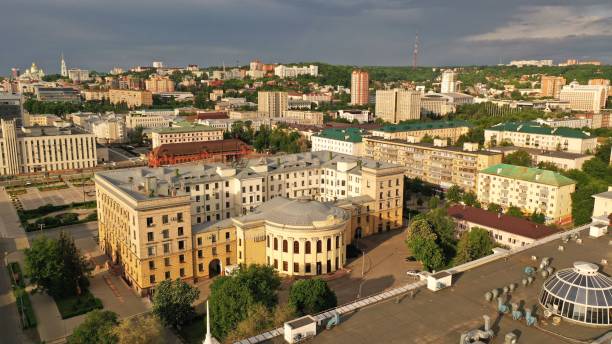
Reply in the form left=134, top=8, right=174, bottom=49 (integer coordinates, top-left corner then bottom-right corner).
left=289, top=279, right=337, bottom=315
left=487, top=203, right=502, bottom=213
left=226, top=304, right=273, bottom=342
left=502, top=150, right=532, bottom=167
left=115, top=315, right=163, bottom=344
left=68, top=310, right=118, bottom=344
left=446, top=185, right=463, bottom=204
left=152, top=279, right=200, bottom=329
left=455, top=227, right=495, bottom=264
left=420, top=134, right=434, bottom=144
left=428, top=196, right=440, bottom=209
left=209, top=264, right=280, bottom=339
left=273, top=303, right=296, bottom=327
left=128, top=126, right=145, bottom=145
left=25, top=232, right=91, bottom=298
left=406, top=219, right=445, bottom=271
left=505, top=206, right=523, bottom=218
left=462, top=192, right=480, bottom=208
left=530, top=211, right=546, bottom=224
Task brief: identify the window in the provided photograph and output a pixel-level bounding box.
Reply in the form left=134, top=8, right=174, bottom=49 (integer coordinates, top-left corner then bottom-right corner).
left=274, top=238, right=278, bottom=250
left=162, top=229, right=169, bottom=239
left=164, top=257, right=170, bottom=266
left=177, top=212, right=183, bottom=222
left=198, top=263, right=204, bottom=272
left=226, top=257, right=230, bottom=265
left=163, top=243, right=170, bottom=253
left=180, top=268, right=185, bottom=277
left=149, top=275, right=156, bottom=284
left=179, top=254, right=185, bottom=263
left=147, top=232, right=154, bottom=241
left=267, top=236, right=270, bottom=247
left=327, top=238, right=331, bottom=251
left=305, top=241, right=311, bottom=254
left=274, top=259, right=278, bottom=269
left=225, top=232, right=230, bottom=240
left=197, top=237, right=202, bottom=246
left=283, top=240, right=288, bottom=253
left=178, top=240, right=185, bottom=250
left=212, top=247, right=217, bottom=255
left=316, top=240, right=322, bottom=253
left=148, top=261, right=155, bottom=270
left=162, top=215, right=168, bottom=224
left=283, top=261, right=288, bottom=271
left=294, top=263, right=299, bottom=273
left=226, top=244, right=230, bottom=253
left=178, top=227, right=184, bottom=236
left=305, top=263, right=311, bottom=273
left=293, top=241, right=299, bottom=254
left=198, top=250, right=203, bottom=258
left=146, top=217, right=154, bottom=227
left=147, top=246, right=155, bottom=256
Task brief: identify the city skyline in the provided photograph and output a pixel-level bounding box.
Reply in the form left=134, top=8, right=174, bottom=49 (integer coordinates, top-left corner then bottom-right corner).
left=1, top=0, right=612, bottom=73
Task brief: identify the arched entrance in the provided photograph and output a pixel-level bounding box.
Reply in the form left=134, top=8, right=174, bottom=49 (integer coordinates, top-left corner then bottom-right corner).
left=209, top=259, right=221, bottom=277
left=354, top=227, right=362, bottom=239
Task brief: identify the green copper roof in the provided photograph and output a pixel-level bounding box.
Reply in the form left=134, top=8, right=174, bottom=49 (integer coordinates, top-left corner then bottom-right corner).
left=480, top=163, right=576, bottom=187
left=152, top=124, right=221, bottom=134
left=379, top=120, right=470, bottom=133
left=487, top=122, right=592, bottom=139
left=316, top=127, right=364, bottom=143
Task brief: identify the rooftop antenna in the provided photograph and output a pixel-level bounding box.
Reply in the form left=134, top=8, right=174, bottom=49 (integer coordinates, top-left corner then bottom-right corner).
left=412, top=33, right=419, bottom=69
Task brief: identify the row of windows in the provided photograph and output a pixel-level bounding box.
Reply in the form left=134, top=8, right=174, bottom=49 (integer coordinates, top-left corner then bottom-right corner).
left=267, top=236, right=340, bottom=253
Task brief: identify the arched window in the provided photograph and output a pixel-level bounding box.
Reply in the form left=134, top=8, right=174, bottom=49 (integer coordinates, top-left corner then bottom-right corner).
left=293, top=241, right=299, bottom=254
left=283, top=240, right=288, bottom=253
left=305, top=241, right=311, bottom=254
left=316, top=240, right=322, bottom=253
left=273, top=238, right=278, bottom=250
left=335, top=236, right=340, bottom=248
left=267, top=236, right=270, bottom=248
left=326, top=238, right=332, bottom=251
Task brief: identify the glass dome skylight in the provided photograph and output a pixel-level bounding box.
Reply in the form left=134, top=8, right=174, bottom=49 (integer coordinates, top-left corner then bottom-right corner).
left=539, top=262, right=612, bottom=326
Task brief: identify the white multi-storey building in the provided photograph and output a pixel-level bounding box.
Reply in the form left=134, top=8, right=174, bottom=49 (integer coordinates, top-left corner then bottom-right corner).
left=274, top=65, right=318, bottom=79
left=440, top=69, right=457, bottom=93
left=311, top=128, right=365, bottom=156
left=559, top=82, right=608, bottom=113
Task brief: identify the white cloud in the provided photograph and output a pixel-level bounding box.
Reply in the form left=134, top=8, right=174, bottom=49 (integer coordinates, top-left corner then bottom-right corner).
left=465, top=5, right=612, bottom=42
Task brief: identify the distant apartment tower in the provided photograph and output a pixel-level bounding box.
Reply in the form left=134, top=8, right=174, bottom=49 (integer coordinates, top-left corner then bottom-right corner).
left=540, top=75, right=566, bottom=99
left=559, top=82, right=608, bottom=114
left=440, top=70, right=457, bottom=93
left=109, top=89, right=153, bottom=109
left=145, top=75, right=175, bottom=93
left=375, top=89, right=421, bottom=123
left=258, top=91, right=288, bottom=117
left=351, top=70, right=369, bottom=105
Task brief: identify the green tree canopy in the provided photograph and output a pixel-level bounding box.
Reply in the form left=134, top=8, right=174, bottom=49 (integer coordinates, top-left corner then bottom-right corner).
left=68, top=310, right=118, bottom=344
left=288, top=279, right=337, bottom=316
left=446, top=185, right=463, bottom=204
left=502, top=150, right=532, bottom=167
left=505, top=206, right=524, bottom=218
left=406, top=219, right=445, bottom=271
left=487, top=203, right=502, bottom=213
left=152, top=279, right=199, bottom=329
left=462, top=192, right=480, bottom=208
left=455, top=227, right=495, bottom=265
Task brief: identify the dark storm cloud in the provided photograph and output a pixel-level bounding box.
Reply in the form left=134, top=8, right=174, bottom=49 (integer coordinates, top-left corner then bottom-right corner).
left=1, top=0, right=610, bottom=74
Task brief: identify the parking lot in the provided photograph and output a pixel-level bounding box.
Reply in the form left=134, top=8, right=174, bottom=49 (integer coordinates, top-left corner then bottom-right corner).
left=17, top=184, right=95, bottom=210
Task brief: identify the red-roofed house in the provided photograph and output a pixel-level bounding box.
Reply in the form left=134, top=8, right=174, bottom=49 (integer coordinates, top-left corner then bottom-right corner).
left=447, top=204, right=560, bottom=249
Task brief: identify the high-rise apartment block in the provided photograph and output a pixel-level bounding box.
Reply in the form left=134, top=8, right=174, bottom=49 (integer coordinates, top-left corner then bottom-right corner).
left=375, top=89, right=421, bottom=123
left=559, top=82, right=608, bottom=113
left=0, top=119, right=97, bottom=175
left=351, top=70, right=369, bottom=105
left=484, top=122, right=597, bottom=154
left=94, top=151, right=404, bottom=295
left=364, top=138, right=502, bottom=192
left=258, top=91, right=288, bottom=117
left=109, top=89, right=153, bottom=109
left=440, top=70, right=457, bottom=93
left=540, top=76, right=566, bottom=98
left=477, top=164, right=575, bottom=225
left=145, top=75, right=175, bottom=93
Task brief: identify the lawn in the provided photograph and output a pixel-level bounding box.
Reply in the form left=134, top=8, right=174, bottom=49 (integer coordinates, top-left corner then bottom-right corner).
left=54, top=290, right=103, bottom=319
left=176, top=314, right=205, bottom=344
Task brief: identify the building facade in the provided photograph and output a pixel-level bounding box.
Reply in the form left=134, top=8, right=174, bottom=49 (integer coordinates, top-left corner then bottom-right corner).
left=559, top=82, right=608, bottom=113
left=311, top=128, right=365, bottom=156
left=125, top=113, right=173, bottom=130
left=151, top=125, right=224, bottom=149
left=540, top=76, right=566, bottom=99
left=0, top=119, right=97, bottom=175
left=364, top=138, right=502, bottom=192
left=440, top=70, right=457, bottom=93
left=94, top=151, right=404, bottom=295
left=351, top=70, right=369, bottom=105
left=477, top=164, right=576, bottom=225
left=274, top=65, right=318, bottom=79
left=484, top=122, right=597, bottom=154
left=258, top=91, right=288, bottom=117
left=109, top=89, right=153, bottom=108
left=145, top=75, right=175, bottom=93
left=375, top=89, right=422, bottom=123
left=370, top=120, right=470, bottom=143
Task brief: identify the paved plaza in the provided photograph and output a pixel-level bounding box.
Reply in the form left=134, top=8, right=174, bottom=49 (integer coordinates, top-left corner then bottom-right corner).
left=17, top=184, right=95, bottom=210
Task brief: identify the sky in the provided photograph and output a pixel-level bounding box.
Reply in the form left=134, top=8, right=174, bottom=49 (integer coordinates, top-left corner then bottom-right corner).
left=1, top=0, right=611, bottom=74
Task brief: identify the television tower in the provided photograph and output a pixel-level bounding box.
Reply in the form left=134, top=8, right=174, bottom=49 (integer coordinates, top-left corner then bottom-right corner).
left=412, top=33, right=419, bottom=69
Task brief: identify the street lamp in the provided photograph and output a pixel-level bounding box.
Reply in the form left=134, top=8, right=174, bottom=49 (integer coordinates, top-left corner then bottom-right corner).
left=38, top=223, right=45, bottom=236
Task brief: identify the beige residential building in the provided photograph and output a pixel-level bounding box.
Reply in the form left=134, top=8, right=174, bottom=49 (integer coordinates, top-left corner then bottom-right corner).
left=364, top=138, right=502, bottom=192
left=0, top=119, right=97, bottom=175
left=83, top=90, right=109, bottom=101
left=95, top=152, right=404, bottom=294
left=109, top=89, right=153, bottom=109
left=477, top=164, right=576, bottom=225
left=151, top=124, right=224, bottom=149
left=258, top=91, right=288, bottom=117
left=91, top=118, right=126, bottom=144
left=351, top=70, right=369, bottom=105
left=540, top=76, right=566, bottom=98
left=484, top=122, right=597, bottom=154
left=591, top=188, right=612, bottom=219
left=125, top=113, right=173, bottom=130
left=370, top=120, right=470, bottom=143
left=281, top=111, right=324, bottom=125
left=145, top=75, right=175, bottom=93
left=489, top=146, right=593, bottom=171
left=375, top=89, right=421, bottom=123
left=559, top=82, right=608, bottom=113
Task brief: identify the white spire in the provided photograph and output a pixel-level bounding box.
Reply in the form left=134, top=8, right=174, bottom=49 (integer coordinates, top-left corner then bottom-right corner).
left=203, top=301, right=219, bottom=344
left=60, top=52, right=68, bottom=77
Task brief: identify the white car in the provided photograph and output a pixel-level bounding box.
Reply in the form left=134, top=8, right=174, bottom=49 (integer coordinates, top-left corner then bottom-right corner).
left=406, top=270, right=421, bottom=278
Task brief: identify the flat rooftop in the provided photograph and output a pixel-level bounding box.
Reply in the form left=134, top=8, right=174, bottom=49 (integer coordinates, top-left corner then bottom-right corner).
left=307, top=229, right=612, bottom=344
left=489, top=146, right=593, bottom=160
